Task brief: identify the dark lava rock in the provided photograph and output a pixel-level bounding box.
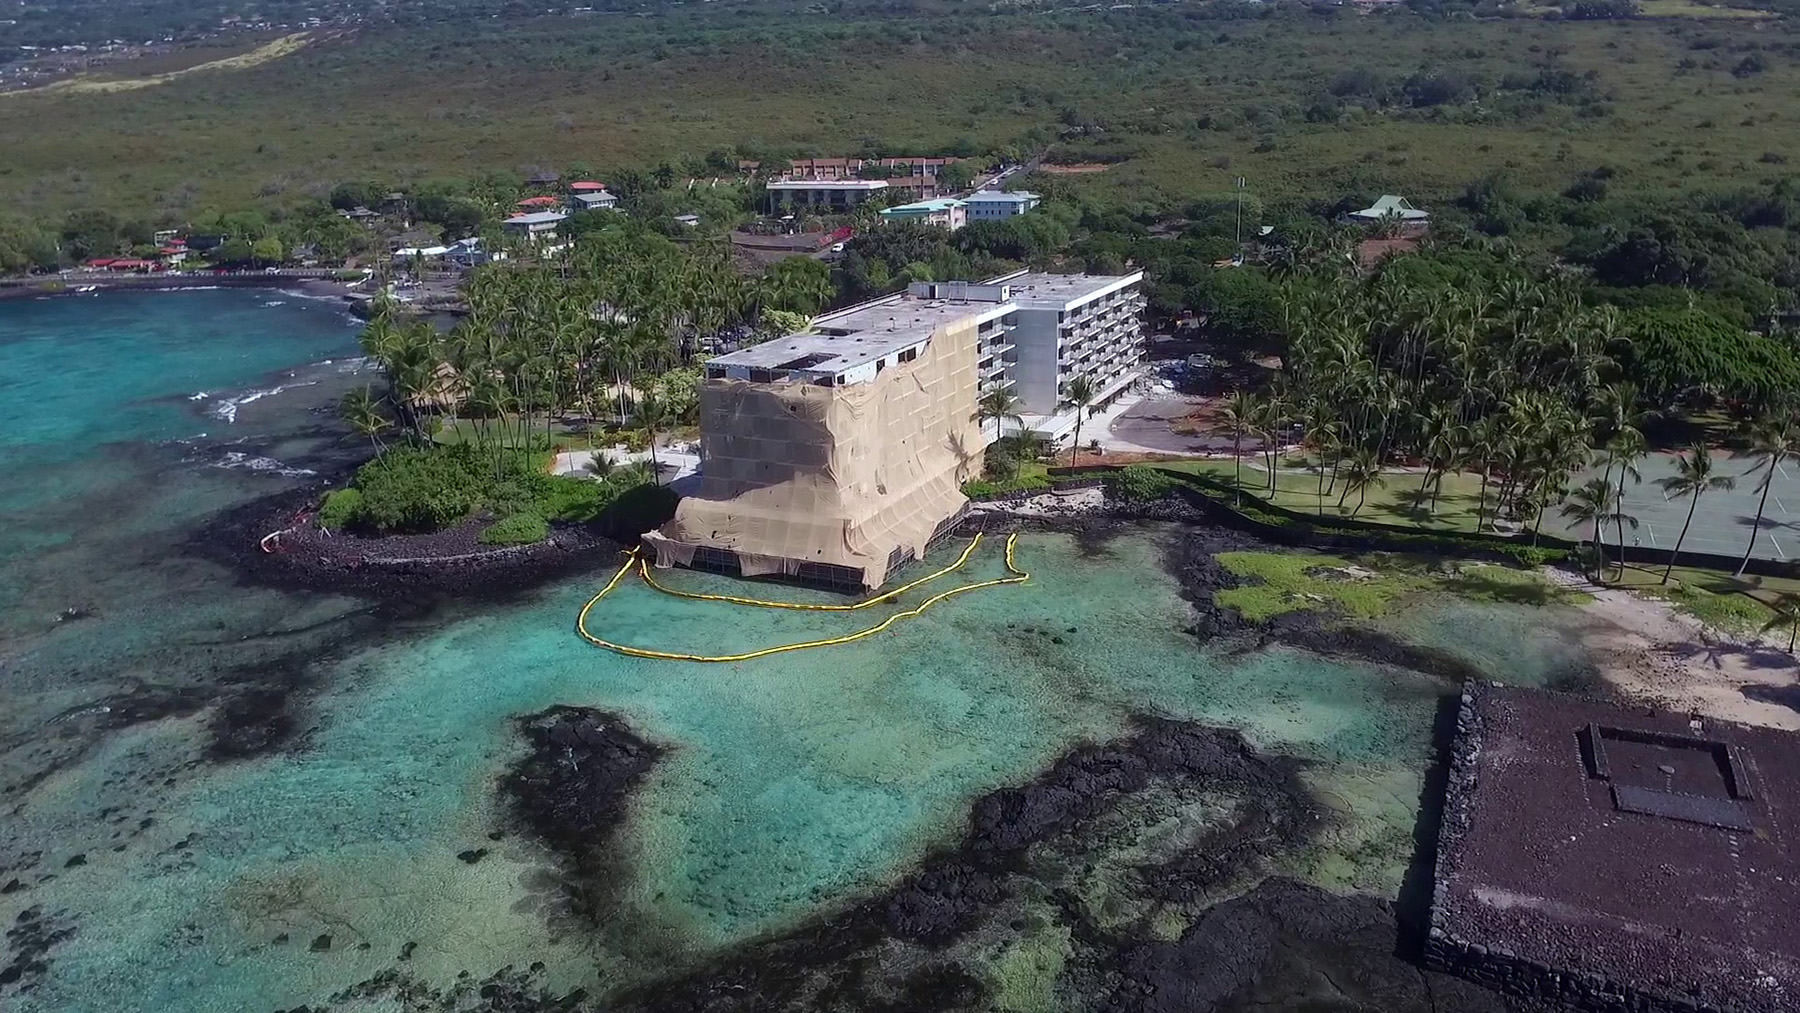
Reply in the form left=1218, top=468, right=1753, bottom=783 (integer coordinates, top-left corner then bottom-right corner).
left=398, top=941, right=417, bottom=961
left=0, top=879, right=22, bottom=895
left=499, top=707, right=662, bottom=923
left=310, top=934, right=332, bottom=952
left=612, top=718, right=1321, bottom=1013
left=1111, top=878, right=1516, bottom=1013
left=62, top=855, right=85, bottom=869
left=192, top=484, right=666, bottom=602
left=207, top=685, right=300, bottom=762
left=456, top=848, right=489, bottom=865
left=272, top=933, right=289, bottom=945
left=502, top=707, right=661, bottom=855
left=2, top=904, right=75, bottom=993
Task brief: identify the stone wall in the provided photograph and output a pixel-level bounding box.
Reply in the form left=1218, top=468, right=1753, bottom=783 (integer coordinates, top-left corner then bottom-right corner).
left=1423, top=684, right=1726, bottom=1013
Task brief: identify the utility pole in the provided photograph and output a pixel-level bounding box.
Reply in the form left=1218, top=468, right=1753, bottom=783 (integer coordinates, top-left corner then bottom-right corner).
left=1235, top=176, right=1246, bottom=249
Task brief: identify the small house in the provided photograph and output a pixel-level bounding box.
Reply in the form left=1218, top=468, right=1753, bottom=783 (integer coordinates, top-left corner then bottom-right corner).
left=569, top=190, right=619, bottom=212
left=502, top=211, right=569, bottom=242
left=1341, top=195, right=1430, bottom=230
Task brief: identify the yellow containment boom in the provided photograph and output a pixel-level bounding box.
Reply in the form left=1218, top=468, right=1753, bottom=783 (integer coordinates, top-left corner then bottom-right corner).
left=575, top=533, right=1027, bottom=663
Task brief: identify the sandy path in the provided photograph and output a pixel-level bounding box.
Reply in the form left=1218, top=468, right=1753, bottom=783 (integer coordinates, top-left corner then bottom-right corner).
left=1545, top=569, right=1800, bottom=730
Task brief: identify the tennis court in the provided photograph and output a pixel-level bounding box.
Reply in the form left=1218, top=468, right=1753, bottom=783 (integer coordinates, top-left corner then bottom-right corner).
left=1547, top=450, right=1800, bottom=563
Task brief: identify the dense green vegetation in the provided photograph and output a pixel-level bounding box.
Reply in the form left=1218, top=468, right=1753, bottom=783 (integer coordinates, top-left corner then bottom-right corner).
left=5, top=3, right=1800, bottom=222
left=323, top=216, right=800, bottom=542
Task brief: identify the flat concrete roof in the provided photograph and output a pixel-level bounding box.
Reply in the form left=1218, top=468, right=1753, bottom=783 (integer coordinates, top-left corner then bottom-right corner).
left=1006, top=270, right=1144, bottom=309
left=503, top=211, right=568, bottom=225
left=881, top=198, right=965, bottom=214
left=707, top=294, right=1006, bottom=375
left=967, top=190, right=1040, bottom=203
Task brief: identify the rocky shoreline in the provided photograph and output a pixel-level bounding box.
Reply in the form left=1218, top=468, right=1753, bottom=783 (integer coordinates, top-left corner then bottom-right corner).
left=191, top=485, right=641, bottom=602
left=0, top=273, right=363, bottom=305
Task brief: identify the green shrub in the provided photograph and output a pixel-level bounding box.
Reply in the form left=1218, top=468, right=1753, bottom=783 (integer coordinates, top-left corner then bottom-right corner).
left=963, top=479, right=1003, bottom=498
left=537, top=473, right=617, bottom=522
left=318, top=488, right=363, bottom=530
left=351, top=444, right=487, bottom=533
left=480, top=512, right=549, bottom=546
left=1103, top=465, right=1182, bottom=502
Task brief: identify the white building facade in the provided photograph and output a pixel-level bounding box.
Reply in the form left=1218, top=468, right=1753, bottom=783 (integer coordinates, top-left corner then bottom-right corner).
left=766, top=179, right=889, bottom=209
left=965, top=190, right=1042, bottom=221
left=993, top=270, right=1147, bottom=438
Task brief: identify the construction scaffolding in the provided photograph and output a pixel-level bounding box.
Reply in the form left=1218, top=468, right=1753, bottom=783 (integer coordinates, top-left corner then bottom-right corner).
left=643, top=315, right=984, bottom=590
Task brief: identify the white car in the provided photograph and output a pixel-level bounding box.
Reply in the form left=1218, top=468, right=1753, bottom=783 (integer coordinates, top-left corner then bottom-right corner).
left=829, top=242, right=845, bottom=253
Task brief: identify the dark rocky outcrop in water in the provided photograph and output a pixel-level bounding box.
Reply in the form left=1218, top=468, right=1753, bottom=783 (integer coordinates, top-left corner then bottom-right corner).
left=190, top=486, right=643, bottom=602
left=607, top=718, right=1325, bottom=1013
left=1111, top=877, right=1518, bottom=1013
left=498, top=707, right=663, bottom=925
left=297, top=715, right=1538, bottom=1013
left=1, top=904, right=75, bottom=994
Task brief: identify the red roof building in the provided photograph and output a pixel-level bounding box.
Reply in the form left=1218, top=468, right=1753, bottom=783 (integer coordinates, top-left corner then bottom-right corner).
left=516, top=195, right=562, bottom=208
left=569, top=181, right=607, bottom=192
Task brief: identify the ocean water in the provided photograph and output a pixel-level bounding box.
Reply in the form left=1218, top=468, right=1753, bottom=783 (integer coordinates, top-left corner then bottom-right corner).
left=0, top=292, right=1589, bottom=1012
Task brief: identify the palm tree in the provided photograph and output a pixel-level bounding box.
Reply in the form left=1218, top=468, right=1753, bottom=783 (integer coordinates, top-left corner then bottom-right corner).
left=1219, top=390, right=1257, bottom=505
left=340, top=385, right=391, bottom=454
left=1558, top=477, right=1636, bottom=583
left=1467, top=415, right=1506, bottom=533
left=1601, top=429, right=1646, bottom=572
left=583, top=452, right=618, bottom=481
left=1655, top=444, right=1737, bottom=584
left=1735, top=416, right=1800, bottom=576
left=979, top=386, right=1024, bottom=444
left=1063, top=374, right=1097, bottom=466
left=1339, top=446, right=1383, bottom=518
left=633, top=390, right=671, bottom=483
left=1761, top=592, right=1800, bottom=654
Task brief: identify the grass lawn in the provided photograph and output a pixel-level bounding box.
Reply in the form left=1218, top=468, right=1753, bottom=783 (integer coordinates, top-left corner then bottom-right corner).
left=966, top=461, right=1052, bottom=497
left=1213, top=550, right=1588, bottom=622
left=1159, top=457, right=1494, bottom=533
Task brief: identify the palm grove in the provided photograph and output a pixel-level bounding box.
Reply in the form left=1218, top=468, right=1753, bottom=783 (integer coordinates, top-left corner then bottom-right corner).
left=1215, top=243, right=1800, bottom=582
left=323, top=221, right=833, bottom=544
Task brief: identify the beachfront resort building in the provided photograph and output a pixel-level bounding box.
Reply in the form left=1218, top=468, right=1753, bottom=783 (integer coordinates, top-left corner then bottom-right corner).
left=645, top=270, right=1146, bottom=590
left=879, top=198, right=967, bottom=230
left=965, top=190, right=1042, bottom=220
left=995, top=269, right=1147, bottom=441
left=766, top=179, right=890, bottom=210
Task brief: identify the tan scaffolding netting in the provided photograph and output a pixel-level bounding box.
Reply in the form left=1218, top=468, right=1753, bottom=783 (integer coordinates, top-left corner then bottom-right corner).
left=644, top=318, right=984, bottom=589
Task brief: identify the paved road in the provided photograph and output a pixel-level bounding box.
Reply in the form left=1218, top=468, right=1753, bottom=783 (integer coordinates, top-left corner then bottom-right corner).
left=1106, top=396, right=1244, bottom=454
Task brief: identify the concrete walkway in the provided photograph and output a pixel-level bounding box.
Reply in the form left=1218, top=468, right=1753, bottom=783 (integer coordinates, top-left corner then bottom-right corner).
left=553, top=443, right=702, bottom=493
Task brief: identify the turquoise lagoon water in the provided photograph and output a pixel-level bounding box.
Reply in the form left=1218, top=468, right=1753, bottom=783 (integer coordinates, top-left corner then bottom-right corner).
left=0, top=292, right=1596, bottom=1012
